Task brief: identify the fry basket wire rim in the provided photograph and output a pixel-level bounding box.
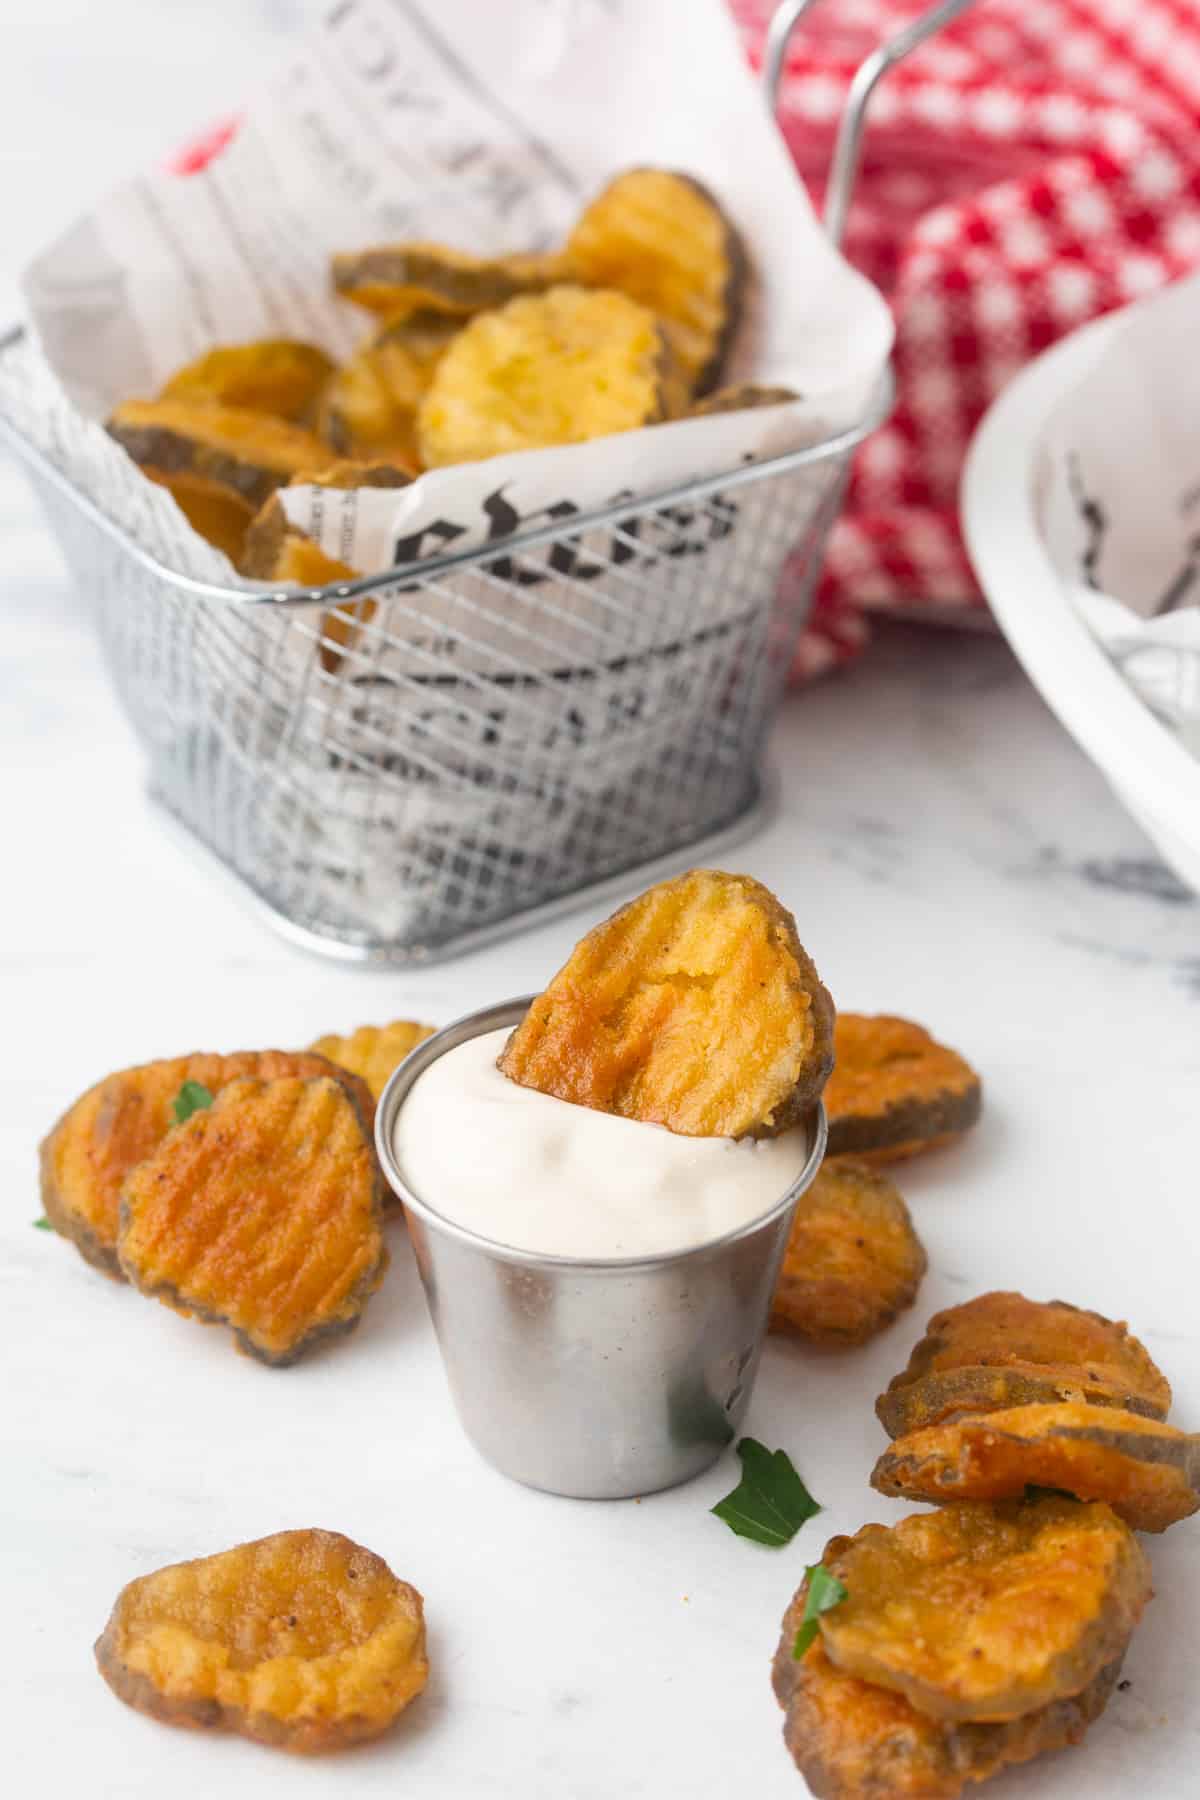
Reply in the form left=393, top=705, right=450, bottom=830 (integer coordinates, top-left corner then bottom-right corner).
left=0, top=318, right=893, bottom=607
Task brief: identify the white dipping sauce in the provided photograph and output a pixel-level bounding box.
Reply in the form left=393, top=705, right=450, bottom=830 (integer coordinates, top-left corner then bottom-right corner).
left=394, top=1027, right=810, bottom=1258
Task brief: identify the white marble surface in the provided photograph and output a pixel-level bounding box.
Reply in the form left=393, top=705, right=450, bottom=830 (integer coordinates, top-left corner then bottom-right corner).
left=5, top=5, right=1200, bottom=1797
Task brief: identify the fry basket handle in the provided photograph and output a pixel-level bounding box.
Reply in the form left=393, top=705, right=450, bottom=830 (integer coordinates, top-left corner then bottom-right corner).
left=763, top=0, right=976, bottom=247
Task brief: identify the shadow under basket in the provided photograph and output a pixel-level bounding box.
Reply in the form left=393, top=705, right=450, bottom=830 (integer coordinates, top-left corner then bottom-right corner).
left=4, top=319, right=889, bottom=962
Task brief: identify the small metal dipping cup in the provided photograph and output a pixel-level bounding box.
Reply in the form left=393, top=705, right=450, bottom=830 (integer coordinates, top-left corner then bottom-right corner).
left=375, top=998, right=827, bottom=1500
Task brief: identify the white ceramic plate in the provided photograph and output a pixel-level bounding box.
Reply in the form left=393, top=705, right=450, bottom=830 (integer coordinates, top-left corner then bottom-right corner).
left=961, top=314, right=1200, bottom=893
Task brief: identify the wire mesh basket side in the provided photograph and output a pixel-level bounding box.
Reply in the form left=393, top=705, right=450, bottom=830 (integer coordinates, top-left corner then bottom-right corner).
left=29, top=448, right=849, bottom=959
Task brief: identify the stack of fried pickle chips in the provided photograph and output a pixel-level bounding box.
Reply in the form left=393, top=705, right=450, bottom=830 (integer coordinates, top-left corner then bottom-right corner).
left=775, top=1292, right=1200, bottom=1798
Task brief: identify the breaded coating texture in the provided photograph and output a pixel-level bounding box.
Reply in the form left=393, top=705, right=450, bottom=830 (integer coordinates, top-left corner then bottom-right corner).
left=39, top=1049, right=376, bottom=1278
left=319, top=312, right=459, bottom=466
left=770, top=1160, right=926, bottom=1347
left=498, top=868, right=834, bottom=1138
left=773, top=1610, right=1124, bottom=1800
left=566, top=168, right=746, bottom=400
left=107, top=400, right=331, bottom=510
left=873, top=1402, right=1200, bottom=1533
left=144, top=469, right=256, bottom=562
left=95, top=1529, right=426, bottom=1753
left=818, top=1498, right=1150, bottom=1724
left=160, top=340, right=334, bottom=424
left=824, top=1015, right=981, bottom=1163
left=333, top=243, right=568, bottom=318
left=118, top=1076, right=387, bottom=1365
left=417, top=285, right=671, bottom=467
left=309, top=1020, right=435, bottom=1102
left=878, top=1292, right=1171, bottom=1438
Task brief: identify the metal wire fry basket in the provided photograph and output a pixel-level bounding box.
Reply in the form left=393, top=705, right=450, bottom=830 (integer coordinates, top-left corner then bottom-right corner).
left=1, top=3, right=959, bottom=965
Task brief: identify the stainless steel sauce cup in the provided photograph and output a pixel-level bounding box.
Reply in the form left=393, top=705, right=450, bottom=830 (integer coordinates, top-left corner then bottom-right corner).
left=374, top=997, right=827, bottom=1500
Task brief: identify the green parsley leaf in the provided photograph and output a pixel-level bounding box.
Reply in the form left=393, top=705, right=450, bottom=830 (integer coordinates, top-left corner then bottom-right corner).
left=792, top=1564, right=848, bottom=1659
left=710, top=1437, right=821, bottom=1546
left=33, top=1216, right=54, bottom=1232
left=171, top=1080, right=214, bottom=1125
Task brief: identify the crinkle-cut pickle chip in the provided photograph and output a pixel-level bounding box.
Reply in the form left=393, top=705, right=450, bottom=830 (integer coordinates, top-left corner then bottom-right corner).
left=417, top=285, right=672, bottom=468
left=160, top=339, right=335, bottom=424
left=107, top=400, right=332, bottom=511
left=873, top=1402, right=1200, bottom=1534
left=39, top=1049, right=376, bottom=1280
left=117, top=1076, right=387, bottom=1365
left=689, top=383, right=798, bottom=417
left=242, top=462, right=412, bottom=671
left=319, top=311, right=460, bottom=466
left=877, top=1291, right=1171, bottom=1438
left=144, top=468, right=256, bottom=562
left=95, top=1529, right=427, bottom=1753
left=818, top=1497, right=1151, bottom=1725
left=824, top=1013, right=982, bottom=1163
left=774, top=1599, right=1125, bottom=1800
left=770, top=1159, right=926, bottom=1348
left=333, top=242, right=569, bottom=318
left=310, top=1020, right=435, bottom=1102
left=566, top=168, right=747, bottom=400
left=498, top=868, right=834, bottom=1139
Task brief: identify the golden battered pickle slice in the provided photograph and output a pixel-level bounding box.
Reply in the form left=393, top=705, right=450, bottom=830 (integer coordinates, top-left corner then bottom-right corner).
left=499, top=868, right=834, bottom=1138
left=333, top=243, right=568, bottom=318
left=824, top=1014, right=982, bottom=1163
left=873, top=1402, right=1200, bottom=1533
left=566, top=168, right=747, bottom=399
left=241, top=494, right=358, bottom=586
left=108, top=400, right=331, bottom=511
left=144, top=469, right=256, bottom=562
left=818, top=1497, right=1150, bottom=1725
left=689, top=383, right=799, bottom=417
left=95, top=1529, right=426, bottom=1753
left=309, top=1020, right=435, bottom=1102
left=774, top=1606, right=1125, bottom=1800
left=770, top=1160, right=926, bottom=1348
left=159, top=340, right=335, bottom=425
left=39, top=1050, right=376, bottom=1279
left=417, top=285, right=672, bottom=467
left=320, top=311, right=460, bottom=466
left=878, top=1291, right=1171, bottom=1438
left=118, top=1076, right=387, bottom=1365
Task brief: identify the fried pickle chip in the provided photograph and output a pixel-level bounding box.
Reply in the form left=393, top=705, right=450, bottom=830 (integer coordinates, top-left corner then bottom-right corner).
left=873, top=1402, right=1200, bottom=1533
left=774, top=1604, right=1125, bottom=1800
left=333, top=243, right=568, bottom=318
left=498, top=869, right=834, bottom=1138
left=319, top=311, right=460, bottom=465
left=40, top=1050, right=376, bottom=1279
left=108, top=400, right=331, bottom=511
left=118, top=1076, right=387, bottom=1365
left=824, top=1014, right=982, bottom=1163
left=309, top=1020, right=435, bottom=1102
left=160, top=340, right=335, bottom=425
left=144, top=468, right=256, bottom=562
left=770, top=1160, right=926, bottom=1347
left=689, top=383, right=798, bottom=417
left=95, top=1529, right=426, bottom=1753
left=417, top=285, right=672, bottom=468
left=566, top=168, right=747, bottom=399
left=877, top=1292, right=1171, bottom=1438
left=818, top=1497, right=1150, bottom=1724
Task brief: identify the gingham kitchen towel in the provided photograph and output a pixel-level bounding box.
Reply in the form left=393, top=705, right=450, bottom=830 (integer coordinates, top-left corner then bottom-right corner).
left=733, top=0, right=1200, bottom=675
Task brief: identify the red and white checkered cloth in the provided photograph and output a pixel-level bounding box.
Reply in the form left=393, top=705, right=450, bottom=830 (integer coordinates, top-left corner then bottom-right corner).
left=732, top=0, right=1200, bottom=676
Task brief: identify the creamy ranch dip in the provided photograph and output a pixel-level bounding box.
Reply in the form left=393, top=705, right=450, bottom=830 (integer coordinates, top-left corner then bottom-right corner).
left=393, top=1027, right=810, bottom=1259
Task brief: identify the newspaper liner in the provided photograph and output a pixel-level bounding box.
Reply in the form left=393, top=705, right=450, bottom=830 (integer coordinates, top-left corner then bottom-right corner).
left=16, top=0, right=891, bottom=682
left=1037, top=274, right=1200, bottom=758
